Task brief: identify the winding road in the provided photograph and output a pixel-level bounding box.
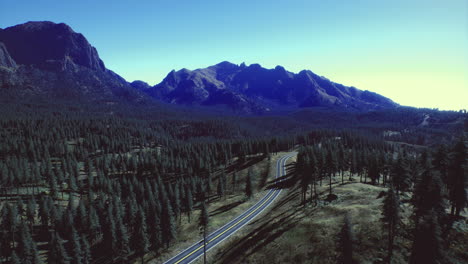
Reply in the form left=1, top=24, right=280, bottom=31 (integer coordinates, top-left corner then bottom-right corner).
left=162, top=152, right=296, bottom=264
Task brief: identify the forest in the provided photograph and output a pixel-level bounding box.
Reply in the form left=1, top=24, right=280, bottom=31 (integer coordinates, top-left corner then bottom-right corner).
left=0, top=102, right=466, bottom=264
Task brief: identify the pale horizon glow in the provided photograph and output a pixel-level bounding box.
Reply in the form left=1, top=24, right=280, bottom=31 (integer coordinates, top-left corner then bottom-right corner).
left=1, top=0, right=467, bottom=110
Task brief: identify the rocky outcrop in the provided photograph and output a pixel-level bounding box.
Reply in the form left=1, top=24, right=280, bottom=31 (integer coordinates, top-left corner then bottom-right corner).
left=0, top=42, right=16, bottom=68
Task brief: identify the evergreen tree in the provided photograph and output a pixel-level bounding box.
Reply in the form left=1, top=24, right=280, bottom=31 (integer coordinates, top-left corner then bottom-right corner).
left=115, top=216, right=130, bottom=261
left=447, top=139, right=467, bottom=216
left=11, top=251, right=21, bottom=264
left=185, top=185, right=193, bottom=222
left=198, top=202, right=210, bottom=264
left=217, top=175, right=225, bottom=199
left=409, top=210, right=445, bottom=264
left=80, top=235, right=91, bottom=264
left=245, top=167, right=253, bottom=199
left=132, top=206, right=149, bottom=264
left=390, top=153, right=411, bottom=195
left=412, top=166, right=445, bottom=225
left=326, top=150, right=337, bottom=196
left=26, top=197, right=37, bottom=232
left=38, top=196, right=50, bottom=231
left=17, top=221, right=42, bottom=264
left=148, top=206, right=162, bottom=253
left=381, top=186, right=399, bottom=263
left=232, top=171, right=237, bottom=191
left=161, top=197, right=176, bottom=248
left=432, top=145, right=448, bottom=185
left=69, top=228, right=82, bottom=264
left=48, top=233, right=70, bottom=264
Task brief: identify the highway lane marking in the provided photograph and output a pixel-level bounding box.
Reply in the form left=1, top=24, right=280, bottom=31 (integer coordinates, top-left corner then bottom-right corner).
left=164, top=188, right=277, bottom=264
left=173, top=154, right=293, bottom=264
left=173, top=183, right=278, bottom=263
left=168, top=153, right=294, bottom=264
left=191, top=155, right=294, bottom=264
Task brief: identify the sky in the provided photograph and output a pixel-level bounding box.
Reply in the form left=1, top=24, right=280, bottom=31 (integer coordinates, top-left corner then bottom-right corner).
left=1, top=0, right=467, bottom=110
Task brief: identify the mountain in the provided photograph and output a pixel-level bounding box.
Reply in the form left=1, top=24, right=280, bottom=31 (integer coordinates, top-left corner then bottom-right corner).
left=141, top=61, right=397, bottom=113
left=0, top=21, right=146, bottom=104
left=0, top=21, right=397, bottom=114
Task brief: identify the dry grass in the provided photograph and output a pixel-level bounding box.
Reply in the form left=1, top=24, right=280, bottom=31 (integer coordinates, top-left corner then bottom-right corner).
left=206, top=175, right=468, bottom=264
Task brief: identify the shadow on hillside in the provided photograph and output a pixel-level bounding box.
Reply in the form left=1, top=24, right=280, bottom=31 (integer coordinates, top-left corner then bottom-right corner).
left=210, top=200, right=245, bottom=217
left=215, top=188, right=310, bottom=263
left=224, top=155, right=267, bottom=175
left=265, top=163, right=298, bottom=190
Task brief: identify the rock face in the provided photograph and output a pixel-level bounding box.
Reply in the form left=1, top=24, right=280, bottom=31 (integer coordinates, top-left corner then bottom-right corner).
left=0, top=42, right=17, bottom=68
left=0, top=22, right=104, bottom=71
left=143, top=61, right=397, bottom=113
left=0, top=21, right=146, bottom=103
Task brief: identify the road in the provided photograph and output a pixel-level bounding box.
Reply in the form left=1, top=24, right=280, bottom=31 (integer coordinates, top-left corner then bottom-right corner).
left=162, top=152, right=296, bottom=264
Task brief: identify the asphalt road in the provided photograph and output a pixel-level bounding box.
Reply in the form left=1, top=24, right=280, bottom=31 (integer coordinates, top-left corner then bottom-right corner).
left=162, top=152, right=296, bottom=264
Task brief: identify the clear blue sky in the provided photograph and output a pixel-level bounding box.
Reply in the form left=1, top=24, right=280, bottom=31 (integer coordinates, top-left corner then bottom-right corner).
left=1, top=0, right=467, bottom=110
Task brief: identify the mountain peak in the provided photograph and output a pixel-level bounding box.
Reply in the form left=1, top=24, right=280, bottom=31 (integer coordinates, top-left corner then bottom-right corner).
left=0, top=21, right=146, bottom=104
left=8, top=21, right=73, bottom=32
left=0, top=21, right=105, bottom=71
left=215, top=61, right=236, bottom=67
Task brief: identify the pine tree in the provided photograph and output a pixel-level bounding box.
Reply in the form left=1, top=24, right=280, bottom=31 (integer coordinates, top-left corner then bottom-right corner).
left=412, top=166, right=445, bottom=225
left=432, top=145, right=448, bottom=185
left=48, top=232, right=70, bottom=264
left=80, top=235, right=91, bottom=264
left=102, top=205, right=116, bottom=252
left=308, top=152, right=318, bottom=200
left=232, top=171, right=237, bottom=191
left=148, top=206, right=162, bottom=253
left=326, top=150, right=337, bottom=196
left=447, top=139, right=467, bottom=216
left=6, top=203, right=19, bottom=251
left=11, top=251, right=21, bottom=264
left=26, top=197, right=36, bottom=232
left=390, top=153, right=411, bottom=195
left=367, top=157, right=380, bottom=185
left=185, top=185, right=193, bottom=222
left=74, top=198, right=87, bottom=232
left=69, top=228, right=82, bottom=264
left=381, top=186, right=399, bottom=263
left=161, top=197, right=176, bottom=248
left=115, top=216, right=130, bottom=261
left=217, top=176, right=225, bottom=199
left=17, top=220, right=42, bottom=264
left=38, top=196, right=50, bottom=232
left=409, top=210, right=445, bottom=264
left=87, top=205, right=101, bottom=243
left=245, top=168, right=253, bottom=199
left=132, top=206, right=149, bottom=264
left=199, top=202, right=210, bottom=264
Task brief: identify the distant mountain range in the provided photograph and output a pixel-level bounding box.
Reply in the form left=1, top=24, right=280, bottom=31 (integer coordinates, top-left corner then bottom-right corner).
left=0, top=21, right=398, bottom=113
left=134, top=61, right=397, bottom=113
